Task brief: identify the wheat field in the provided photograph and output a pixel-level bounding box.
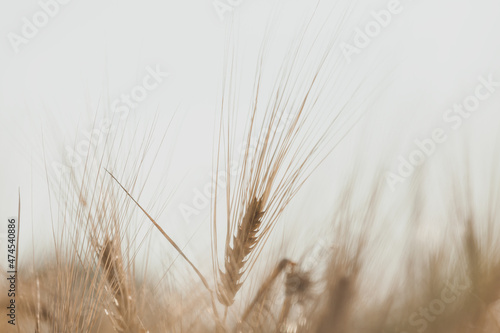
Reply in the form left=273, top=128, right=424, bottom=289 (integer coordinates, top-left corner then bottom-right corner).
left=2, top=0, right=500, bottom=332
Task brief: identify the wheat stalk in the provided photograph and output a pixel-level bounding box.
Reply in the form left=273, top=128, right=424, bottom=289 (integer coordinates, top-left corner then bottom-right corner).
left=239, top=259, right=293, bottom=326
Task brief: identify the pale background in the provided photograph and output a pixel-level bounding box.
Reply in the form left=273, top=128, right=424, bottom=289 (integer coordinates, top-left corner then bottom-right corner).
left=1, top=0, right=500, bottom=275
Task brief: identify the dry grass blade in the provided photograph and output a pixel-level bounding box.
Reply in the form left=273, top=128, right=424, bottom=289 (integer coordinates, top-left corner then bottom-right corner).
left=105, top=169, right=211, bottom=291
left=105, top=169, right=223, bottom=327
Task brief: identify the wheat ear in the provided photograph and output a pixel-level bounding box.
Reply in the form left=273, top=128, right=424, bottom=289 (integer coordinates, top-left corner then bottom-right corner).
left=218, top=197, right=265, bottom=306
left=98, top=237, right=145, bottom=333
left=211, top=4, right=366, bottom=311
